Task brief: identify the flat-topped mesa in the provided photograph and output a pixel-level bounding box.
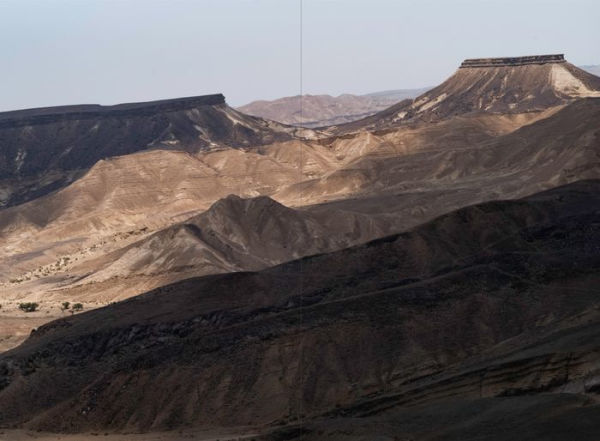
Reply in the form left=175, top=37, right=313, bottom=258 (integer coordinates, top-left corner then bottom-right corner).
left=332, top=53, right=600, bottom=134
left=460, top=54, right=565, bottom=68
left=0, top=91, right=300, bottom=208
left=0, top=93, right=226, bottom=127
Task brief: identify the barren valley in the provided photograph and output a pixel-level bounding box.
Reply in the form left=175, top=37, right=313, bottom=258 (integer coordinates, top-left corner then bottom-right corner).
left=1, top=53, right=600, bottom=440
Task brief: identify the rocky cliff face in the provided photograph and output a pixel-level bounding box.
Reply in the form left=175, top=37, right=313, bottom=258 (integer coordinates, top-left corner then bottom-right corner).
left=459, top=53, right=566, bottom=67
left=0, top=94, right=302, bottom=208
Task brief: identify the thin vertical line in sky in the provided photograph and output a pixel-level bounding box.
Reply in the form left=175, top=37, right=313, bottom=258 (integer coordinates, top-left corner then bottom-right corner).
left=299, top=0, right=304, bottom=430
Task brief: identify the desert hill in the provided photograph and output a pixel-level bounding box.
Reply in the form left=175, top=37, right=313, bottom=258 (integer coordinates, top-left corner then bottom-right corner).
left=0, top=94, right=310, bottom=208
left=294, top=98, right=600, bottom=202
left=29, top=193, right=399, bottom=304
left=0, top=180, right=598, bottom=437
left=333, top=54, right=600, bottom=133
left=0, top=102, right=571, bottom=314
left=237, top=88, right=429, bottom=127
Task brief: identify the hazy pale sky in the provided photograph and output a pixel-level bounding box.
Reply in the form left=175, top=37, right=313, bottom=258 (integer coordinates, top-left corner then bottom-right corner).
left=1, top=0, right=598, bottom=111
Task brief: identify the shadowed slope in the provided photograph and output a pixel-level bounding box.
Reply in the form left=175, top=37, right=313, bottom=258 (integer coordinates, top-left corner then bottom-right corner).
left=0, top=180, right=598, bottom=433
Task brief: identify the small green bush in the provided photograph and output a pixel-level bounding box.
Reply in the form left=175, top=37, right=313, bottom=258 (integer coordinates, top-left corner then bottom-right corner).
left=19, top=302, right=39, bottom=313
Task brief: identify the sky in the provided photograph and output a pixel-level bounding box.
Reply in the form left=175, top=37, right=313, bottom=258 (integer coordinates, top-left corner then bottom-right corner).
left=0, top=0, right=599, bottom=111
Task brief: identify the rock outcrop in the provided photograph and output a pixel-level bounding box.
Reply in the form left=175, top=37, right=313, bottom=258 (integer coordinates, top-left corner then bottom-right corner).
left=459, top=53, right=566, bottom=68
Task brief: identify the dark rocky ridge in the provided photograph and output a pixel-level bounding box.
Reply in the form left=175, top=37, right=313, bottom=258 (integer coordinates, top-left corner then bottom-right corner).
left=0, top=94, right=226, bottom=128
left=0, top=180, right=598, bottom=433
left=0, top=94, right=300, bottom=208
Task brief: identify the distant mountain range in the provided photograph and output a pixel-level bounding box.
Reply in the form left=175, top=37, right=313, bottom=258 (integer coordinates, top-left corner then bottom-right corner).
left=237, top=88, right=430, bottom=127
left=582, top=64, right=600, bottom=76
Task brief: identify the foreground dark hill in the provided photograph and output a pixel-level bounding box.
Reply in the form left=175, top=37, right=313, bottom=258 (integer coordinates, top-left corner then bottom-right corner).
left=0, top=94, right=303, bottom=208
left=0, top=180, right=598, bottom=436
left=333, top=54, right=600, bottom=133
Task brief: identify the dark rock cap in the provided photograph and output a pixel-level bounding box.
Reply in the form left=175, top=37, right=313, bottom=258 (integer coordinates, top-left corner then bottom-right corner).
left=460, top=54, right=565, bottom=68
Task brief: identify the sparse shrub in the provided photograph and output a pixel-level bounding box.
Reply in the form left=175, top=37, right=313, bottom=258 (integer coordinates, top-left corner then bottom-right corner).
left=19, top=302, right=39, bottom=313
left=61, top=301, right=70, bottom=311
left=71, top=303, right=84, bottom=314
